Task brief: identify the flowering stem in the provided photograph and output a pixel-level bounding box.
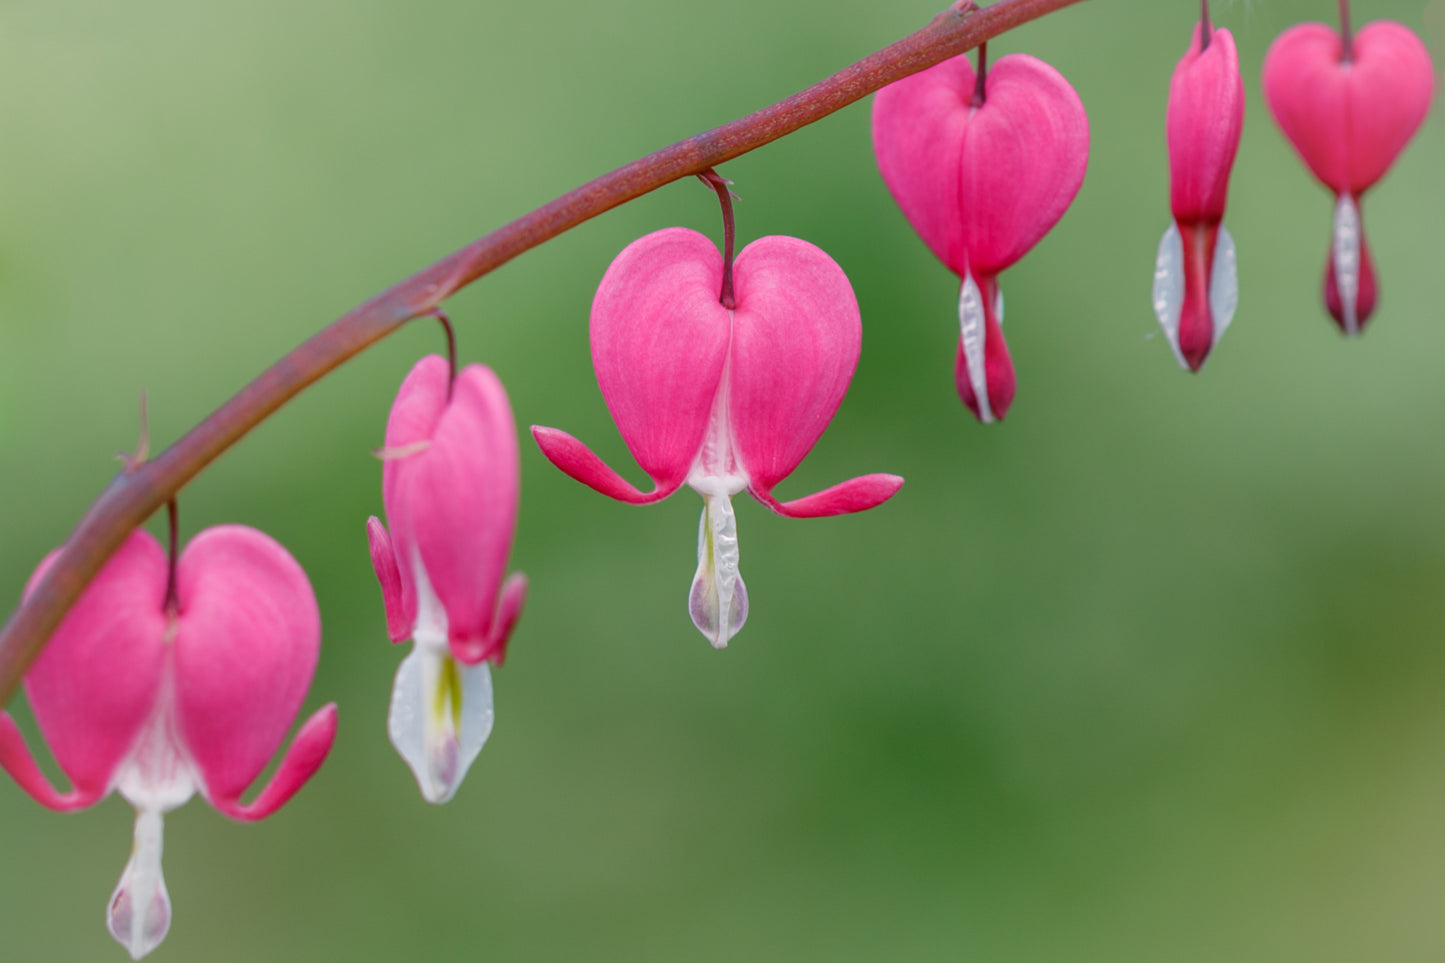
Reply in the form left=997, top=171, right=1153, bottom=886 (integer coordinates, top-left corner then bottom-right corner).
left=1338, top=0, right=1354, bottom=63
left=1199, top=0, right=1212, bottom=52
left=698, top=169, right=738, bottom=309
left=0, top=0, right=1089, bottom=705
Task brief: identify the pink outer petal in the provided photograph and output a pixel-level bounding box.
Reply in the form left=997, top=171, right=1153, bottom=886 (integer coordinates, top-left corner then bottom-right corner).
left=1168, top=26, right=1244, bottom=224
left=460, top=571, right=527, bottom=667
left=389, top=362, right=522, bottom=657
left=1262, top=21, right=1434, bottom=195
left=366, top=517, right=410, bottom=643
left=210, top=704, right=337, bottom=822
left=0, top=713, right=97, bottom=811
left=873, top=52, right=1089, bottom=276
left=751, top=473, right=905, bottom=519
left=531, top=426, right=677, bottom=504
left=20, top=531, right=169, bottom=803
left=588, top=227, right=733, bottom=491
left=727, top=236, right=862, bottom=492
left=172, top=525, right=322, bottom=808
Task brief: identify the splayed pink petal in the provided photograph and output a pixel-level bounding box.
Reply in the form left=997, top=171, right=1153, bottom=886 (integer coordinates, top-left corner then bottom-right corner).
left=209, top=704, right=337, bottom=821
left=531, top=426, right=678, bottom=504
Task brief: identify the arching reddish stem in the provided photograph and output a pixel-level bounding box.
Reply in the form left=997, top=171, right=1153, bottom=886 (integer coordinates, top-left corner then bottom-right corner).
left=0, top=0, right=1089, bottom=705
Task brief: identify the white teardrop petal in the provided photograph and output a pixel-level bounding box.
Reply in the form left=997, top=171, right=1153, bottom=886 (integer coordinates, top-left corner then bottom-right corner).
left=1152, top=223, right=1188, bottom=370
left=1332, top=193, right=1362, bottom=336
left=957, top=273, right=995, bottom=423
left=1209, top=224, right=1239, bottom=348
left=689, top=494, right=748, bottom=649
left=107, top=808, right=172, bottom=961
left=388, top=643, right=494, bottom=804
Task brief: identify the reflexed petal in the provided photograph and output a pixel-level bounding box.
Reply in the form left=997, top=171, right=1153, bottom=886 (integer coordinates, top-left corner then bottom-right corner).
left=172, top=526, right=322, bottom=806
left=366, top=517, right=410, bottom=643
left=531, top=426, right=680, bottom=504
left=688, top=494, right=747, bottom=649
left=0, top=713, right=98, bottom=811
left=208, top=705, right=337, bottom=822
left=589, top=227, right=732, bottom=491
left=751, top=473, right=904, bottom=519
left=727, top=235, right=861, bottom=490
left=388, top=643, right=494, bottom=804
left=21, top=532, right=169, bottom=802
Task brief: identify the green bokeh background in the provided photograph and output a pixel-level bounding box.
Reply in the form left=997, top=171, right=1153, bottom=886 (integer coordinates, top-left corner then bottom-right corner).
left=2, top=1, right=1443, bottom=959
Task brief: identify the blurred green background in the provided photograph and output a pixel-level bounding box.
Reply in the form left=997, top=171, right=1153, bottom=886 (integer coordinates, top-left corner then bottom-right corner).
left=2, top=0, right=1443, bottom=959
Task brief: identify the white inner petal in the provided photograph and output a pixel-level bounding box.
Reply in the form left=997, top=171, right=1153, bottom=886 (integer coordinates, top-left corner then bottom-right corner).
left=689, top=493, right=748, bottom=649
left=1209, top=225, right=1239, bottom=348
left=1332, top=193, right=1362, bottom=336
left=108, top=808, right=172, bottom=961
left=388, top=553, right=495, bottom=804
left=957, top=272, right=995, bottom=423
left=1152, top=223, right=1188, bottom=370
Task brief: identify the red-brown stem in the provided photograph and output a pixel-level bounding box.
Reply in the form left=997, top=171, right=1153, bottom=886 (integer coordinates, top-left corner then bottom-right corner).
left=163, top=499, right=180, bottom=617
left=0, top=0, right=1088, bottom=705
left=1338, top=0, right=1354, bottom=63
left=1199, top=0, right=1212, bottom=52
left=971, top=41, right=989, bottom=106
left=430, top=309, right=458, bottom=399
left=699, top=169, right=738, bottom=309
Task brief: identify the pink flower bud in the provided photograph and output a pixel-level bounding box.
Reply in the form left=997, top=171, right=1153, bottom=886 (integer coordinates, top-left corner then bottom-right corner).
left=1262, top=20, right=1434, bottom=333
left=872, top=49, right=1089, bottom=422
left=368, top=357, right=527, bottom=804
left=1153, top=23, right=1245, bottom=372
left=532, top=228, right=903, bottom=649
left=0, top=527, right=337, bottom=960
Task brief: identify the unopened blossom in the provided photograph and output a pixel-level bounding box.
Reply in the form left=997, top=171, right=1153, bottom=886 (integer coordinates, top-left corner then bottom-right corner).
left=1262, top=19, right=1434, bottom=333
left=532, top=227, right=903, bottom=649
left=872, top=47, right=1089, bottom=422
left=1153, top=18, right=1245, bottom=371
left=0, top=526, right=337, bottom=960
left=368, top=357, right=527, bottom=804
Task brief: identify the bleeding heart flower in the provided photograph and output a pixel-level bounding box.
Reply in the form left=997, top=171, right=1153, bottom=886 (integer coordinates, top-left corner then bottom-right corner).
left=1262, top=18, right=1434, bottom=334
left=532, top=227, right=903, bottom=649
left=1153, top=18, right=1245, bottom=372
left=872, top=46, right=1089, bottom=422
left=0, top=526, right=337, bottom=960
left=367, top=357, right=527, bottom=804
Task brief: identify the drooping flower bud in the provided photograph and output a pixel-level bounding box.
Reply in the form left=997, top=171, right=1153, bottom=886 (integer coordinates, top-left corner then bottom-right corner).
left=872, top=48, right=1089, bottom=422
left=1153, top=19, right=1245, bottom=371
left=0, top=526, right=337, bottom=960
left=1262, top=19, right=1434, bottom=334
left=532, top=228, right=903, bottom=649
left=368, top=357, right=527, bottom=804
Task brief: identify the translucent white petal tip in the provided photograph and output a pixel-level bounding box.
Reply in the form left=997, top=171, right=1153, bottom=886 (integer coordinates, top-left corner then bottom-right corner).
left=388, top=643, right=495, bottom=804
left=957, top=274, right=995, bottom=423
left=1152, top=223, right=1188, bottom=370
left=107, top=809, right=171, bottom=960
left=689, top=493, right=748, bottom=649
left=1209, top=225, right=1238, bottom=348
left=1332, top=194, right=1363, bottom=336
